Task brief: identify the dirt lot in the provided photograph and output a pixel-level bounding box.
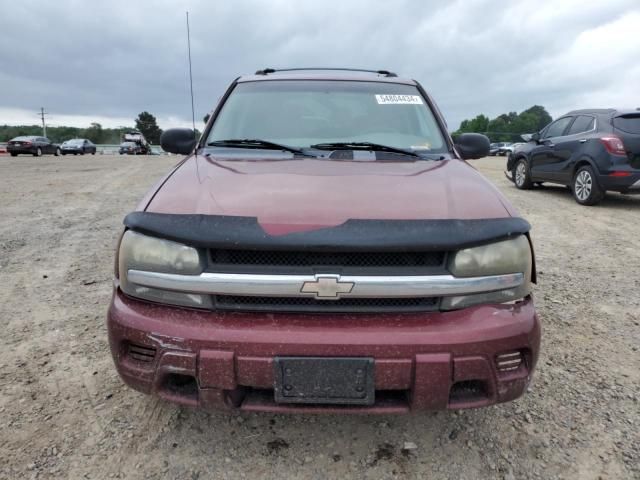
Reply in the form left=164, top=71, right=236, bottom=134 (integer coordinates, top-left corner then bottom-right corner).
left=0, top=154, right=638, bottom=480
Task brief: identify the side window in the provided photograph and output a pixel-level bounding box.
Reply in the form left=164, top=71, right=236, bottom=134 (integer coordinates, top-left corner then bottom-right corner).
left=543, top=117, right=573, bottom=138
left=567, top=115, right=594, bottom=135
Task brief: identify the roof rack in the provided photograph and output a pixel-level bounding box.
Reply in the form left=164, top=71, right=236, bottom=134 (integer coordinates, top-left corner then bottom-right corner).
left=566, top=108, right=617, bottom=115
left=254, top=67, right=398, bottom=77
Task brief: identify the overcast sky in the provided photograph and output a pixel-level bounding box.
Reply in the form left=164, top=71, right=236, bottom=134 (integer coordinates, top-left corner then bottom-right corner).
left=1, top=0, right=639, bottom=131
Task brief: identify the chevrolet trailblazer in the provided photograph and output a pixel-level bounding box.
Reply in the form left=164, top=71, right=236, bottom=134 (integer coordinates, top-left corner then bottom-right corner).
left=107, top=68, right=540, bottom=413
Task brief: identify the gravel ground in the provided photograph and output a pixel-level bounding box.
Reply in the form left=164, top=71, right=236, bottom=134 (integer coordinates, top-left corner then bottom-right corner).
left=0, top=154, right=638, bottom=480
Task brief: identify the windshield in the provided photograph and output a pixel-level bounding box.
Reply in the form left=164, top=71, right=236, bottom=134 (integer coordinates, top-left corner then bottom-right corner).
left=67, top=139, right=84, bottom=145
left=206, top=80, right=447, bottom=153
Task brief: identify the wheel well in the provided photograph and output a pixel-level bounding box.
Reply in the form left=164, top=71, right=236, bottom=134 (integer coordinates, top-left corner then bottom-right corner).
left=573, top=159, right=593, bottom=177
left=509, top=154, right=526, bottom=171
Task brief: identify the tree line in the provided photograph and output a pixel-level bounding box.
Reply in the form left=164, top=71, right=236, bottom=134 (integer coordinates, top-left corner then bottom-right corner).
left=454, top=105, right=553, bottom=142
left=0, top=123, right=130, bottom=144
left=0, top=111, right=168, bottom=144
left=3, top=106, right=550, bottom=145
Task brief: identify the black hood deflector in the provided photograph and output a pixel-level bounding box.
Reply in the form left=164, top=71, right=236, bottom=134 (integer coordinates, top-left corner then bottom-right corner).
left=124, top=212, right=530, bottom=251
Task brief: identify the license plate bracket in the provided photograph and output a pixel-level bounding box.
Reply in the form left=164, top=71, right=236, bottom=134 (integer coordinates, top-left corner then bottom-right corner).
left=274, top=357, right=375, bottom=405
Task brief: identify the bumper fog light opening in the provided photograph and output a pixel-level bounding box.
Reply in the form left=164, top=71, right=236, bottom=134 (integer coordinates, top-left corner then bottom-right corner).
left=163, top=373, right=199, bottom=400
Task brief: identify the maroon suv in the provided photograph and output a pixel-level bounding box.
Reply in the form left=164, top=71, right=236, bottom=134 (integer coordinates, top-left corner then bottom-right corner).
left=107, top=68, right=540, bottom=413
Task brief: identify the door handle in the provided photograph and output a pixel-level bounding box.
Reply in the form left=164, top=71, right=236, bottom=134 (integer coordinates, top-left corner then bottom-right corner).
left=579, top=139, right=588, bottom=143
left=546, top=142, right=555, bottom=148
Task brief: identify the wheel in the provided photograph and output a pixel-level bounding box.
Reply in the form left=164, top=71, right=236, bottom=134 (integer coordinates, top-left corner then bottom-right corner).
left=513, top=158, right=534, bottom=189
left=34, top=147, right=42, bottom=157
left=54, top=147, right=61, bottom=156
left=10, top=153, right=17, bottom=157
left=91, top=150, right=96, bottom=155
left=573, top=165, right=604, bottom=205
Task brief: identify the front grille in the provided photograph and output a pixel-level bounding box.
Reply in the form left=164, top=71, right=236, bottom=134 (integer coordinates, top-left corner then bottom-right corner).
left=213, top=295, right=439, bottom=313
left=210, top=249, right=445, bottom=270
left=207, top=249, right=447, bottom=312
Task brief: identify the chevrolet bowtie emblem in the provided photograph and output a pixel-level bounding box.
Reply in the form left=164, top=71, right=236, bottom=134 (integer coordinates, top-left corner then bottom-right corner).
left=301, top=275, right=355, bottom=299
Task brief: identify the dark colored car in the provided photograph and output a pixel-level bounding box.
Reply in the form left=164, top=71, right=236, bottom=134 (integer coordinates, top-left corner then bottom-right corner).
left=107, top=68, right=540, bottom=413
left=61, top=138, right=97, bottom=155
left=507, top=109, right=640, bottom=205
left=119, top=142, right=143, bottom=155
left=7, top=136, right=60, bottom=157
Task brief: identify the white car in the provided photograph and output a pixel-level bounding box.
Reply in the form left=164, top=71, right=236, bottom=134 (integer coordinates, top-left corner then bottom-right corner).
left=499, top=142, right=525, bottom=156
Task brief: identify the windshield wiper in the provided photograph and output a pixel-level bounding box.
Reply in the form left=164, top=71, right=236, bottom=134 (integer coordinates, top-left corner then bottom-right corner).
left=207, top=139, right=314, bottom=157
left=309, top=142, right=422, bottom=158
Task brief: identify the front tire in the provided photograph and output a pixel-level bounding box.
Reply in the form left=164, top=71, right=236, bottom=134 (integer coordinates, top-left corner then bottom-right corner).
left=54, top=148, right=61, bottom=156
left=34, top=147, right=42, bottom=157
left=573, top=165, right=604, bottom=205
left=10, top=153, right=18, bottom=157
left=514, top=158, right=534, bottom=189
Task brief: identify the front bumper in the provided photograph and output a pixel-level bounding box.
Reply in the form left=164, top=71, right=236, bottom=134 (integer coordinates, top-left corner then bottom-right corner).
left=107, top=289, right=541, bottom=413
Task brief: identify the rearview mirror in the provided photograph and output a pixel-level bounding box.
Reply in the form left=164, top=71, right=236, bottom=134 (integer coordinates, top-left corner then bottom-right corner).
left=454, top=133, right=490, bottom=160
left=160, top=128, right=198, bottom=154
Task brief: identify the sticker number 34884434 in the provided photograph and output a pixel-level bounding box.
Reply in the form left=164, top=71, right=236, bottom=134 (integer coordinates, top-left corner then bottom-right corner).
left=375, top=94, right=423, bottom=105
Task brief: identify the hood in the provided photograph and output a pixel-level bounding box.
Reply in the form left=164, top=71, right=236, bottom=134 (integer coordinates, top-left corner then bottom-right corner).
left=145, top=154, right=516, bottom=235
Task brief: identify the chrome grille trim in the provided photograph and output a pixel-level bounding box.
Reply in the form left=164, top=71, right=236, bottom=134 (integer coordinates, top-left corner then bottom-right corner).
left=127, top=270, right=524, bottom=299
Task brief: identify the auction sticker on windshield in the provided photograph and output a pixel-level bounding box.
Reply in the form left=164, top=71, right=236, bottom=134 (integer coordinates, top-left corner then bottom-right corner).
left=375, top=94, right=423, bottom=104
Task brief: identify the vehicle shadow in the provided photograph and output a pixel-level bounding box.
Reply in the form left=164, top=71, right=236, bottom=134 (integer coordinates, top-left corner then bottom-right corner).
left=529, top=184, right=640, bottom=210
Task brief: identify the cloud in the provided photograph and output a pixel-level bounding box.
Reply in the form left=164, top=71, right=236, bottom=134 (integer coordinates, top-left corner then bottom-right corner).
left=0, top=0, right=638, bottom=130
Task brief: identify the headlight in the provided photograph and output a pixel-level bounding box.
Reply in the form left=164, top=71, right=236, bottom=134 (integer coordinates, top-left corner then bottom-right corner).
left=118, top=230, right=211, bottom=308
left=441, top=235, right=532, bottom=310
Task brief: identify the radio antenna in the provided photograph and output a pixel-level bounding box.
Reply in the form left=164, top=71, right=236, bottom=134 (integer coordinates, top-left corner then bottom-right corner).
left=186, top=11, right=196, bottom=137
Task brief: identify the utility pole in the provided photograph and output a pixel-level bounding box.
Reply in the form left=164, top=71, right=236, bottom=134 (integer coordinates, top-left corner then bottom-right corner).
left=39, top=107, right=48, bottom=137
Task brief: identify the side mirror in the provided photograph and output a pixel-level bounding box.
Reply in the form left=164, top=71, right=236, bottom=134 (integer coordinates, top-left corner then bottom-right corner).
left=160, top=128, right=198, bottom=154
left=454, top=133, right=490, bottom=160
